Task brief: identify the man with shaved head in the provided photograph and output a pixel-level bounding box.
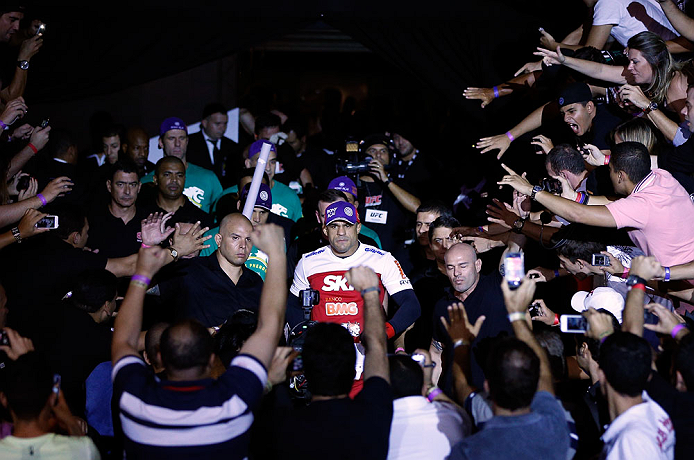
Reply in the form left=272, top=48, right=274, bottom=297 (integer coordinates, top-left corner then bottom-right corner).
left=155, top=213, right=263, bottom=327
left=123, top=126, right=155, bottom=177
left=429, top=243, right=513, bottom=390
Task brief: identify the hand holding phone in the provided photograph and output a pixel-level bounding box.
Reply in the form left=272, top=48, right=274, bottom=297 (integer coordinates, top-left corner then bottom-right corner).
left=560, top=315, right=588, bottom=333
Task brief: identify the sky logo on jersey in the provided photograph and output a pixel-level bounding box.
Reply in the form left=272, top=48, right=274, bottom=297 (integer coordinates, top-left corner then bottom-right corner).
left=322, top=275, right=354, bottom=291
left=326, top=302, right=358, bottom=316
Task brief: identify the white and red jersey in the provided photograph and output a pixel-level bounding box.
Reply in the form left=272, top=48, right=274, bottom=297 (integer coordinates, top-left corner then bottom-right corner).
left=290, top=243, right=412, bottom=337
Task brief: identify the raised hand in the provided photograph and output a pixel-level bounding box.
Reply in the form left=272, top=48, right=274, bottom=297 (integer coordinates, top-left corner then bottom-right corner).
left=497, top=163, right=533, bottom=196
left=514, top=60, right=543, bottom=77
left=441, top=302, right=485, bottom=344
left=40, top=176, right=73, bottom=202
left=463, top=87, right=495, bottom=108
left=531, top=135, right=554, bottom=154
left=476, top=133, right=512, bottom=160
left=534, top=46, right=566, bottom=66
left=172, top=221, right=212, bottom=257
left=141, top=212, right=175, bottom=246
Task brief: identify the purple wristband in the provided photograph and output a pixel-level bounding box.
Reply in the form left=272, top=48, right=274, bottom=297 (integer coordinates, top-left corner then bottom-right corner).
left=664, top=266, right=671, bottom=282
left=131, top=274, right=151, bottom=286
left=505, top=131, right=515, bottom=142
left=0, top=120, right=7, bottom=131
left=493, top=86, right=500, bottom=98
left=37, top=193, right=47, bottom=206
left=427, top=388, right=442, bottom=402
left=554, top=269, right=560, bottom=279
left=671, top=324, right=687, bottom=339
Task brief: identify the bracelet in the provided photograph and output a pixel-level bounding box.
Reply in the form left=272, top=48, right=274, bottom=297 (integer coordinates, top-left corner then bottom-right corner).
left=599, top=331, right=612, bottom=344
left=574, top=191, right=584, bottom=203
left=505, top=131, right=515, bottom=142
left=141, top=243, right=152, bottom=248
left=493, top=86, right=500, bottom=98
left=37, top=193, right=47, bottom=206
left=0, top=120, right=8, bottom=131
left=131, top=274, right=151, bottom=286
left=664, top=267, right=671, bottom=282
left=395, top=347, right=405, bottom=354
left=508, top=312, right=526, bottom=323
left=11, top=227, right=21, bottom=243
left=477, top=226, right=485, bottom=233
left=453, top=339, right=469, bottom=348
left=671, top=324, right=687, bottom=339
left=361, top=286, right=380, bottom=296
left=130, top=280, right=148, bottom=289
left=27, top=143, right=38, bottom=154
left=426, top=386, right=443, bottom=402
left=553, top=314, right=559, bottom=326
left=604, top=155, right=610, bottom=165
left=621, top=268, right=629, bottom=279
left=630, top=283, right=646, bottom=292
left=553, top=269, right=560, bottom=279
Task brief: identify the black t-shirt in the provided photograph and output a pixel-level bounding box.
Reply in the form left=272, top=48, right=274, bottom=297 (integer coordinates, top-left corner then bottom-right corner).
left=432, top=272, right=513, bottom=389
left=0, top=235, right=108, bottom=338
left=158, top=253, right=263, bottom=327
left=87, top=205, right=148, bottom=258
left=357, top=180, right=410, bottom=253
left=405, top=263, right=450, bottom=351
left=269, top=377, right=393, bottom=460
left=646, top=370, right=694, bottom=460
left=579, top=103, right=630, bottom=150
left=139, top=198, right=214, bottom=229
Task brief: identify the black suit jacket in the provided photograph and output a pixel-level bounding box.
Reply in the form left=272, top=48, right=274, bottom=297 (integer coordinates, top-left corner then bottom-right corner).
left=186, top=131, right=243, bottom=187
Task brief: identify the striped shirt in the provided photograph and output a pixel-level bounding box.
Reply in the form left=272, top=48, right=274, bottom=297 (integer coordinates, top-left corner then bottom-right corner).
left=112, top=353, right=267, bottom=459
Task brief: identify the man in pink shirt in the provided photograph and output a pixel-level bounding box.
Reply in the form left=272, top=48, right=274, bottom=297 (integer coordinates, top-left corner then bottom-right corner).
left=498, top=141, right=694, bottom=273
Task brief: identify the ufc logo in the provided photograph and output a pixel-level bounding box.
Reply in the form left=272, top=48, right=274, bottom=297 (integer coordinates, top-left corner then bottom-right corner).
left=326, top=302, right=358, bottom=316
left=322, top=275, right=354, bottom=292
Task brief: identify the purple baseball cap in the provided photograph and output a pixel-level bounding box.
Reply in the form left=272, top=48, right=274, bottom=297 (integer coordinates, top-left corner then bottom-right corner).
left=328, top=176, right=358, bottom=199
left=248, top=139, right=277, bottom=159
left=240, top=183, right=272, bottom=211
left=325, top=201, right=360, bottom=225
left=159, top=117, right=188, bottom=136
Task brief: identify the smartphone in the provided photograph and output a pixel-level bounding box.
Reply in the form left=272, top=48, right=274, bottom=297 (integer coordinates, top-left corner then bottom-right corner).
left=36, top=215, right=59, bottom=229
left=36, top=23, right=45, bottom=37
left=52, top=374, right=61, bottom=406
left=591, top=254, right=610, bottom=266
left=560, top=315, right=588, bottom=333
left=528, top=302, right=541, bottom=318
left=504, top=252, right=525, bottom=289
left=40, top=118, right=49, bottom=128
left=411, top=353, right=426, bottom=365
left=16, top=175, right=31, bottom=192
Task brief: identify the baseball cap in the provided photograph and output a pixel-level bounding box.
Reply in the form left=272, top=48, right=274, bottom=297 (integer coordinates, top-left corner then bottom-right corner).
left=240, top=183, right=272, bottom=211
left=558, top=82, right=592, bottom=108
left=159, top=117, right=188, bottom=136
left=360, top=134, right=390, bottom=153
left=328, top=176, right=358, bottom=199
left=324, top=201, right=359, bottom=226
left=571, top=287, right=624, bottom=323
left=248, top=139, right=277, bottom=159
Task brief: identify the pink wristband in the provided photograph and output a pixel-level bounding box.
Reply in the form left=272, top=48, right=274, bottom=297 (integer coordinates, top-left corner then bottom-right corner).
left=37, top=193, right=47, bottom=206
left=621, top=268, right=629, bottom=279
left=141, top=243, right=152, bottom=248
left=131, top=274, right=151, bottom=286
left=671, top=324, right=687, bottom=339
left=604, top=155, right=610, bottom=165
left=505, top=131, right=515, bottom=142
left=395, top=347, right=405, bottom=354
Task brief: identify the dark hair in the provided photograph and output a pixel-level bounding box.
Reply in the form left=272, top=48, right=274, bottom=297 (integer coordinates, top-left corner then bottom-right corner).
left=214, top=310, right=258, bottom=368
left=160, top=319, right=214, bottom=373
left=428, top=215, right=461, bottom=243
left=599, top=331, right=651, bottom=397
left=50, top=204, right=86, bottom=240
left=145, top=322, right=170, bottom=369
left=486, top=337, right=540, bottom=410
left=535, top=330, right=566, bottom=381
left=110, top=158, right=140, bottom=182
left=71, top=269, right=118, bottom=313
left=202, top=103, right=227, bottom=120
left=389, top=355, right=424, bottom=399
left=317, top=189, right=348, bottom=209
left=3, top=352, right=53, bottom=421
left=302, top=323, right=356, bottom=396
left=154, top=155, right=185, bottom=175
left=610, top=141, right=651, bottom=184
left=237, top=168, right=270, bottom=185
left=674, top=333, right=694, bottom=391
left=416, top=200, right=452, bottom=218
left=101, top=124, right=125, bottom=142
left=254, top=113, right=281, bottom=135
left=283, top=115, right=308, bottom=139
left=47, top=129, right=75, bottom=160
left=546, top=144, right=586, bottom=176
left=555, top=239, right=606, bottom=263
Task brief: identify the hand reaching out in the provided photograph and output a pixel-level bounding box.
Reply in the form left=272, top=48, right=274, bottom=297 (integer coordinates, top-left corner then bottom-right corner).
left=514, top=60, right=543, bottom=77
left=141, top=212, right=175, bottom=246
left=534, top=46, right=566, bottom=66
left=476, top=133, right=512, bottom=160
left=440, top=302, right=485, bottom=344
left=463, top=87, right=496, bottom=108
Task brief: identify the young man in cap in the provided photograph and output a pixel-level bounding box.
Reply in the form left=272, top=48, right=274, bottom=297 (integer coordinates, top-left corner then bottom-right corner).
left=288, top=201, right=421, bottom=395
left=141, top=117, right=223, bottom=213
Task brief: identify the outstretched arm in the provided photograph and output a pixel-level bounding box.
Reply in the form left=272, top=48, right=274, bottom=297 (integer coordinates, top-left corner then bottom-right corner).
left=659, top=0, right=694, bottom=42
left=535, top=46, right=627, bottom=84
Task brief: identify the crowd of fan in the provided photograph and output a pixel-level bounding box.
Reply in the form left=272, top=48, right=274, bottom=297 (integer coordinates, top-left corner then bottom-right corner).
left=2, top=1, right=694, bottom=459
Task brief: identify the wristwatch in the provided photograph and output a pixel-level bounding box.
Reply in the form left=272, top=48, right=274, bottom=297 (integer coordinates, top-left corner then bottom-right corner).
left=625, top=274, right=647, bottom=288
left=168, top=247, right=179, bottom=262
left=642, top=101, right=658, bottom=115
left=512, top=218, right=526, bottom=234
left=17, top=60, right=29, bottom=70
left=530, top=185, right=543, bottom=201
